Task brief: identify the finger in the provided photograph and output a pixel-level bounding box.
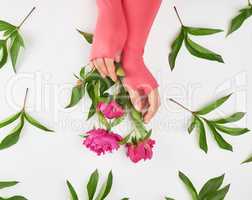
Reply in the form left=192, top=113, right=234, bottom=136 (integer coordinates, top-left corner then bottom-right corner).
left=127, top=87, right=144, bottom=112
left=144, top=89, right=160, bottom=123
left=93, top=59, right=106, bottom=78
left=95, top=58, right=109, bottom=76
left=115, top=55, right=121, bottom=63
left=105, top=58, right=117, bottom=82
left=89, top=62, right=95, bottom=69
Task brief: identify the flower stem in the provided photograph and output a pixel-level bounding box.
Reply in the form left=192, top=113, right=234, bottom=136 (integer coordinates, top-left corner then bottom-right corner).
left=169, top=98, right=194, bottom=114
left=249, top=0, right=252, bottom=6
left=174, top=6, right=184, bottom=26
left=18, top=7, right=36, bottom=29
left=22, top=88, right=29, bottom=111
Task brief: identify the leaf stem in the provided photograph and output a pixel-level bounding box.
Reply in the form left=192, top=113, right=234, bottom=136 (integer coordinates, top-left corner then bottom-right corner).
left=18, top=7, right=36, bottom=29
left=169, top=98, right=194, bottom=114
left=174, top=6, right=184, bottom=26
left=22, top=88, right=29, bottom=110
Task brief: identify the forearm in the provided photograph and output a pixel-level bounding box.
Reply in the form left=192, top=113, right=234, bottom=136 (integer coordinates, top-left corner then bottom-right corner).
left=90, top=0, right=127, bottom=60
left=122, top=0, right=162, bottom=94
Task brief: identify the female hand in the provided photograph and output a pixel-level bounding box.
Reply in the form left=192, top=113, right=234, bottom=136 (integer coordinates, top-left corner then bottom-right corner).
left=126, top=87, right=161, bottom=124
left=89, top=56, right=120, bottom=82
left=89, top=62, right=161, bottom=123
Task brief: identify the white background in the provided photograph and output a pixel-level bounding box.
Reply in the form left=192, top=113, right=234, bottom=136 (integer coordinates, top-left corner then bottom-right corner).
left=0, top=0, right=252, bottom=199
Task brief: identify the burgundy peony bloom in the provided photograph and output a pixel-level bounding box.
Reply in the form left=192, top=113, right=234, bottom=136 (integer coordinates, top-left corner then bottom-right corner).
left=97, top=101, right=124, bottom=119
left=83, top=128, right=122, bottom=155
left=126, top=139, right=155, bottom=163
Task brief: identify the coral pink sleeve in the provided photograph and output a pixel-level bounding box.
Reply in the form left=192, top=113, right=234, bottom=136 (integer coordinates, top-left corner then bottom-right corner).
left=122, top=0, right=162, bottom=94
left=90, top=0, right=127, bottom=61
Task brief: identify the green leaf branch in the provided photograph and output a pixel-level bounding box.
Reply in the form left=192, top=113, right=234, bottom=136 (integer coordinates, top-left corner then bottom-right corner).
left=178, top=172, right=230, bottom=200
left=165, top=172, right=230, bottom=200
left=227, top=1, right=252, bottom=36
left=169, top=94, right=249, bottom=153
left=0, top=88, right=53, bottom=150
left=67, top=170, right=129, bottom=200
left=0, top=180, right=27, bottom=200
left=169, top=6, right=224, bottom=71
left=0, top=7, right=35, bottom=73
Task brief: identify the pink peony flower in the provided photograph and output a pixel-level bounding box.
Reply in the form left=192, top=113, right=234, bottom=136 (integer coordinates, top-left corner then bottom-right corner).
left=83, top=128, right=122, bottom=155
left=126, top=139, right=155, bottom=163
left=97, top=101, right=124, bottom=119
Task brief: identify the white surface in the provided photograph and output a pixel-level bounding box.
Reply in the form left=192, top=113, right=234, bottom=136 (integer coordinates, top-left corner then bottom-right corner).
left=0, top=0, right=252, bottom=199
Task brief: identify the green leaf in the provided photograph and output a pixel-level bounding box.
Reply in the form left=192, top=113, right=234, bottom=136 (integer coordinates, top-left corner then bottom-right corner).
left=4, top=196, right=28, bottom=200
left=130, top=108, right=148, bottom=139
left=24, top=112, right=53, bottom=132
left=196, top=94, right=232, bottom=115
left=3, top=29, right=16, bottom=37
left=97, top=112, right=110, bottom=130
left=0, top=112, right=21, bottom=128
left=184, top=36, right=224, bottom=63
left=65, top=85, right=85, bottom=108
left=215, top=124, right=249, bottom=136
left=80, top=67, right=86, bottom=79
left=94, top=81, right=100, bottom=103
left=95, top=171, right=113, bottom=200
left=205, top=184, right=230, bottom=200
left=242, top=155, right=252, bottom=164
left=121, top=198, right=129, bottom=200
left=66, top=180, right=79, bottom=200
left=0, top=21, right=16, bottom=31
left=87, top=170, right=99, bottom=200
left=227, top=7, right=252, bottom=36
left=10, top=32, right=25, bottom=73
left=0, top=115, right=24, bottom=150
left=178, top=171, right=199, bottom=200
left=111, top=116, right=125, bottom=127
left=119, top=133, right=131, bottom=145
left=195, top=117, right=208, bottom=153
left=85, top=71, right=114, bottom=96
left=206, top=121, right=233, bottom=152
left=212, top=112, right=246, bottom=124
left=77, top=29, right=93, bottom=44
left=86, top=82, right=96, bottom=103
left=199, top=174, right=225, bottom=199
left=169, top=29, right=184, bottom=71
left=144, top=129, right=152, bottom=140
left=188, top=117, right=196, bottom=134
left=0, top=181, right=19, bottom=189
left=0, top=40, right=8, bottom=69
left=87, top=103, right=96, bottom=120
left=165, top=198, right=175, bottom=200
left=185, top=26, right=223, bottom=35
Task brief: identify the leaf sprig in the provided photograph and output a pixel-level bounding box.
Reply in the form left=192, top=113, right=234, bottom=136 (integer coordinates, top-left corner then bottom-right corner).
left=169, top=94, right=249, bottom=153
left=227, top=1, right=252, bottom=36
left=0, top=7, right=35, bottom=73
left=0, top=88, right=53, bottom=150
left=176, top=172, right=229, bottom=200
left=0, top=180, right=27, bottom=200
left=67, top=170, right=129, bottom=200
left=169, top=6, right=224, bottom=71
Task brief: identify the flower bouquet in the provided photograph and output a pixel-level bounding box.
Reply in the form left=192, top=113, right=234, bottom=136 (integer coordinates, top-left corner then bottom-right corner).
left=67, top=64, right=155, bottom=163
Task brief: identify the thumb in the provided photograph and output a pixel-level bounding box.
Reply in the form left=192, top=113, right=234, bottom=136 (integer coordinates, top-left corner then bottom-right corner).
left=127, top=87, right=143, bottom=112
